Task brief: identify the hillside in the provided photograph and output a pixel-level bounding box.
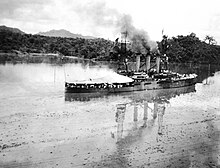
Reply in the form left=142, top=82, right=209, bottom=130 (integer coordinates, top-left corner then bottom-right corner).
left=0, top=28, right=113, bottom=60
left=0, top=25, right=25, bottom=34
left=0, top=26, right=220, bottom=64
left=37, top=29, right=96, bottom=39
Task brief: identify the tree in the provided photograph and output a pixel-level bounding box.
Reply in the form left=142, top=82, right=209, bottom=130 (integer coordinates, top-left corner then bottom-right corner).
left=204, top=35, right=217, bottom=45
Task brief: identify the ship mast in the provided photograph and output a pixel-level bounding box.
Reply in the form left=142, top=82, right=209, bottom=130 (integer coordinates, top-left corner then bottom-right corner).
left=156, top=30, right=169, bottom=73
left=160, top=33, right=169, bottom=72
left=121, top=31, right=128, bottom=72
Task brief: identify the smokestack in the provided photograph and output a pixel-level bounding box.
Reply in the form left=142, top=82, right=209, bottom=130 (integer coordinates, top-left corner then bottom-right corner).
left=121, top=31, right=128, bottom=52
left=146, top=54, right=151, bottom=73
left=136, top=53, right=141, bottom=72
left=156, top=54, right=161, bottom=73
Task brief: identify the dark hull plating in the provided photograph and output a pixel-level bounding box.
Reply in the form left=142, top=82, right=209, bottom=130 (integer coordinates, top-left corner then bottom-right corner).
left=65, top=77, right=197, bottom=93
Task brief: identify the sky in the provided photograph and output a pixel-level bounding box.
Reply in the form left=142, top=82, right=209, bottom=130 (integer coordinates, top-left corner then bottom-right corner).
left=1, top=0, right=220, bottom=43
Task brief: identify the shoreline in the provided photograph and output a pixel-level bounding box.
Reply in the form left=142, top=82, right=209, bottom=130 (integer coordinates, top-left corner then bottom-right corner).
left=0, top=52, right=218, bottom=65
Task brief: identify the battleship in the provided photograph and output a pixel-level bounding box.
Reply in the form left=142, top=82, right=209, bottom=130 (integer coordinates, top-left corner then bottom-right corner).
left=65, top=34, right=197, bottom=93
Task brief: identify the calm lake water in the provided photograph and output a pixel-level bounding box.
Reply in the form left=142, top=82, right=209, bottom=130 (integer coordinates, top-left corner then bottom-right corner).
left=0, top=62, right=220, bottom=168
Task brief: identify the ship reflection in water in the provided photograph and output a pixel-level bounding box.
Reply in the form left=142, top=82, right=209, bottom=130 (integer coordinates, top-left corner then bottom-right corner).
left=114, top=86, right=195, bottom=143
left=65, top=85, right=196, bottom=143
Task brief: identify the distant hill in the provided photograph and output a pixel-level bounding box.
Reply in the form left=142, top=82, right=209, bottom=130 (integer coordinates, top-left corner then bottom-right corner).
left=0, top=25, right=25, bottom=34
left=37, top=29, right=96, bottom=39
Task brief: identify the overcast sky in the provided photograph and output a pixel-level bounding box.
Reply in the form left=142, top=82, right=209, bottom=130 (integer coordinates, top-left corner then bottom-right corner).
left=1, top=0, right=220, bottom=43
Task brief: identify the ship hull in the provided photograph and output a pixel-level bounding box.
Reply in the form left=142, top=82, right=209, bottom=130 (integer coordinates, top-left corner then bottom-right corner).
left=65, top=85, right=196, bottom=102
left=65, top=77, right=197, bottom=93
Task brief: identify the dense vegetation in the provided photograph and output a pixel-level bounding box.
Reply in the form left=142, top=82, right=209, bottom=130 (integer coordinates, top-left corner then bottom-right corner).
left=164, top=33, right=220, bottom=64
left=0, top=31, right=113, bottom=59
left=0, top=30, right=220, bottom=64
